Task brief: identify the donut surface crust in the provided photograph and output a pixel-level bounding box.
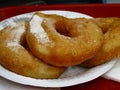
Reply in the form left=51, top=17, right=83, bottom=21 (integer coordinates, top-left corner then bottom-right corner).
left=0, top=22, right=65, bottom=79
left=81, top=20, right=120, bottom=67
left=26, top=12, right=103, bottom=67
left=90, top=17, right=120, bottom=33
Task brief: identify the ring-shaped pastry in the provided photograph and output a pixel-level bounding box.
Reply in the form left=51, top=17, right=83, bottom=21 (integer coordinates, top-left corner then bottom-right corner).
left=26, top=12, right=103, bottom=67
left=81, top=20, right=120, bottom=67
left=0, top=22, right=65, bottom=79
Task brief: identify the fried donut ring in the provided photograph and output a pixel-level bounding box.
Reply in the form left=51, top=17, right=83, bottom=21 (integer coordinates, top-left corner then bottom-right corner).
left=81, top=20, right=120, bottom=67
left=26, top=12, right=103, bottom=67
left=90, top=17, right=120, bottom=33
left=0, top=22, right=65, bottom=79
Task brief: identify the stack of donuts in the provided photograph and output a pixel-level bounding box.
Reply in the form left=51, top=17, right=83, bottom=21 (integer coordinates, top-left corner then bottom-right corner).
left=0, top=12, right=120, bottom=79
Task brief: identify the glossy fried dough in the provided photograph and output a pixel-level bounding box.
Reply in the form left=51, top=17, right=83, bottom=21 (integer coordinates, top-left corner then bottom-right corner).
left=90, top=17, right=120, bottom=33
left=26, top=12, right=103, bottom=67
left=0, top=22, right=65, bottom=79
left=81, top=20, right=120, bottom=67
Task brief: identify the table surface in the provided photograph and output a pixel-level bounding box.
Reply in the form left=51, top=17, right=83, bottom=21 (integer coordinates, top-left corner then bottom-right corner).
left=0, top=4, right=120, bottom=90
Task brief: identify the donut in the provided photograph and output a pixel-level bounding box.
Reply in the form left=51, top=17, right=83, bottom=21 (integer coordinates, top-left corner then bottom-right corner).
left=26, top=12, right=103, bottom=67
left=81, top=20, right=120, bottom=67
left=90, top=17, right=120, bottom=33
left=0, top=21, right=66, bottom=79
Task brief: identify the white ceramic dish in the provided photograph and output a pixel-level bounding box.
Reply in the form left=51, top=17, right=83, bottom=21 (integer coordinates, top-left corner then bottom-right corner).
left=0, top=10, right=117, bottom=88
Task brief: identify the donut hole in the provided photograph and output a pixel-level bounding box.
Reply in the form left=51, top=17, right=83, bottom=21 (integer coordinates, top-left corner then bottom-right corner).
left=55, top=21, right=74, bottom=37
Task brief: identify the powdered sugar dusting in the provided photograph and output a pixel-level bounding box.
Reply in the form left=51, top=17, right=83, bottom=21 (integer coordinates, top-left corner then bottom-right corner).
left=7, top=42, right=19, bottom=47
left=6, top=22, right=25, bottom=52
left=7, top=42, right=21, bottom=52
left=30, top=15, right=50, bottom=44
left=12, top=22, right=25, bottom=43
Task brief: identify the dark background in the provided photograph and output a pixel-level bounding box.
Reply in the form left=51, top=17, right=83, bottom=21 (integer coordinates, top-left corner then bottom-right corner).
left=0, top=0, right=103, bottom=7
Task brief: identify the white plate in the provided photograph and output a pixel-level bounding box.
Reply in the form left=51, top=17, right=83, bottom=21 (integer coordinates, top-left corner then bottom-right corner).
left=0, top=10, right=117, bottom=88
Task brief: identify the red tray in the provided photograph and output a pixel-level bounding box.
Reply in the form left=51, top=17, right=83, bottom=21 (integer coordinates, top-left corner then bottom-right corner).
left=0, top=4, right=120, bottom=90
left=0, top=4, right=120, bottom=21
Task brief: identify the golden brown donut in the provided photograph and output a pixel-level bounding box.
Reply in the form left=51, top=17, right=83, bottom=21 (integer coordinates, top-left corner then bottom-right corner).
left=90, top=17, right=120, bottom=33
left=26, top=12, right=103, bottom=67
left=81, top=20, right=120, bottom=67
left=0, top=22, right=65, bottom=79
